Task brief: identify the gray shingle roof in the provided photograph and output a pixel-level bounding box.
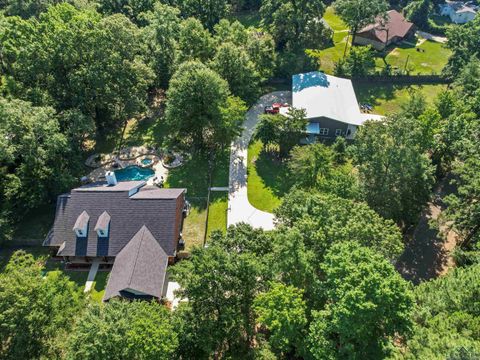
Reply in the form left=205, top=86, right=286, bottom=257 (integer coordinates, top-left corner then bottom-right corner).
left=47, top=181, right=185, bottom=257
left=103, top=225, right=169, bottom=301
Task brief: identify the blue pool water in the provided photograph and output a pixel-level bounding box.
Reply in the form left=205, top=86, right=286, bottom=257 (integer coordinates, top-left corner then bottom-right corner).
left=141, top=158, right=153, bottom=165
left=114, top=166, right=155, bottom=182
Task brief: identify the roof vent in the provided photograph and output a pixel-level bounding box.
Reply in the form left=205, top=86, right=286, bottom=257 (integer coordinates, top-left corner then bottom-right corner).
left=106, top=171, right=117, bottom=186
left=73, top=210, right=89, bottom=237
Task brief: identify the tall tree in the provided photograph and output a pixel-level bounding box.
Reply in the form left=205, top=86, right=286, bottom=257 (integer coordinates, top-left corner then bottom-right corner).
left=260, top=0, right=328, bottom=50
left=307, top=242, right=414, bottom=359
left=0, top=98, right=76, bottom=242
left=67, top=300, right=178, bottom=359
left=212, top=42, right=261, bottom=104
left=172, top=245, right=263, bottom=357
left=1, top=4, right=154, bottom=130
left=0, top=251, right=83, bottom=359
left=177, top=17, right=214, bottom=63
left=165, top=61, right=245, bottom=151
left=275, top=189, right=404, bottom=261
left=353, top=114, right=435, bottom=226
left=334, top=0, right=388, bottom=45
left=169, top=0, right=230, bottom=30
left=254, top=282, right=307, bottom=355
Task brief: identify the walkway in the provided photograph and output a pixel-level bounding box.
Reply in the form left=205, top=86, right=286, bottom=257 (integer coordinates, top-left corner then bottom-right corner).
left=417, top=30, right=448, bottom=44
left=396, top=176, right=458, bottom=284
left=227, top=91, right=292, bottom=230
left=84, top=259, right=100, bottom=293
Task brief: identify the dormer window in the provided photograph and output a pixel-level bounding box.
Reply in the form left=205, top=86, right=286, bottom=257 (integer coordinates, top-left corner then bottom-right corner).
left=73, top=211, right=89, bottom=237
left=95, top=211, right=111, bottom=238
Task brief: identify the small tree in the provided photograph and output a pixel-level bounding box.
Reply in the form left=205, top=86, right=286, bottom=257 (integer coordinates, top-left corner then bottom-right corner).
left=334, top=0, right=388, bottom=45
left=288, top=143, right=334, bottom=188
left=255, top=108, right=307, bottom=157
left=335, top=45, right=375, bottom=76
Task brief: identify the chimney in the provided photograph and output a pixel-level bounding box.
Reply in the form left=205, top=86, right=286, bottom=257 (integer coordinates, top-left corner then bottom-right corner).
left=106, top=171, right=118, bottom=186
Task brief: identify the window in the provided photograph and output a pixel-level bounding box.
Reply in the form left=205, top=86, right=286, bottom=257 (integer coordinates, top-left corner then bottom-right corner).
left=319, top=128, right=329, bottom=136
left=335, top=129, right=342, bottom=136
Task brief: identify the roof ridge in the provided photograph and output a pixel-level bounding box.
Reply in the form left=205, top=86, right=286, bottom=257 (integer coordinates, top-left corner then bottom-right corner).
left=127, top=225, right=147, bottom=287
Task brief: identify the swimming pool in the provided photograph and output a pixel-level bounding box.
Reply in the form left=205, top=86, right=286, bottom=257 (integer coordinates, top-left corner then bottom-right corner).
left=141, top=158, right=153, bottom=165
left=114, top=166, right=155, bottom=182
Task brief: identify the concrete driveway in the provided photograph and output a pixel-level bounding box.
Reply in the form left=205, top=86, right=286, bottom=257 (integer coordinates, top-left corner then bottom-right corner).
left=227, top=91, right=292, bottom=230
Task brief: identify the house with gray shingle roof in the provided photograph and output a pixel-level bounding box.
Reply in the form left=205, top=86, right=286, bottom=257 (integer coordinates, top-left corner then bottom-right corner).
left=43, top=178, right=187, bottom=301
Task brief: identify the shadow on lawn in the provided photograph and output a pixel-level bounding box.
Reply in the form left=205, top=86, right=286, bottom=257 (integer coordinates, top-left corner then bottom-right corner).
left=254, top=149, right=292, bottom=198
left=353, top=82, right=399, bottom=107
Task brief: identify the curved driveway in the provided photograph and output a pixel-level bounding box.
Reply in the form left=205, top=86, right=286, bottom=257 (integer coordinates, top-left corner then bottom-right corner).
left=227, top=91, right=292, bottom=230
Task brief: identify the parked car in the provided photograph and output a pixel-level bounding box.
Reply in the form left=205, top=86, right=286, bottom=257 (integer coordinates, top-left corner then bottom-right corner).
left=264, top=102, right=289, bottom=114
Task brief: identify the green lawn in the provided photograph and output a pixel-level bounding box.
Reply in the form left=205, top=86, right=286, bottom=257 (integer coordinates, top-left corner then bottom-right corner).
left=206, top=192, right=228, bottom=237
left=354, top=82, right=447, bottom=115
left=183, top=198, right=207, bottom=251
left=323, top=6, right=348, bottom=31
left=376, top=38, right=452, bottom=75
left=317, top=7, right=350, bottom=74
left=247, top=140, right=291, bottom=213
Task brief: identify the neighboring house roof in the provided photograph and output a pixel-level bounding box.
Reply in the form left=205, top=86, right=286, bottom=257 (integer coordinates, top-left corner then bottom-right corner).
left=103, top=226, right=168, bottom=301
left=292, top=71, right=366, bottom=126
left=47, top=181, right=185, bottom=258
left=356, top=10, right=414, bottom=44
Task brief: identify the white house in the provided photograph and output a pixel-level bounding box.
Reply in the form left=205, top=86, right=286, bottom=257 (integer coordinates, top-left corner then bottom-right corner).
left=291, top=72, right=383, bottom=140
left=440, top=1, right=477, bottom=24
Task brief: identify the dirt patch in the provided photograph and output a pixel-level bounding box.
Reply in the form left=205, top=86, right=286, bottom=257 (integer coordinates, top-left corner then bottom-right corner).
left=396, top=176, right=459, bottom=284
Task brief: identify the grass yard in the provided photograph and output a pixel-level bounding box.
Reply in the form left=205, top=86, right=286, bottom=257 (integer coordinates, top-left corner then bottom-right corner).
left=13, top=204, right=55, bottom=242
left=354, top=82, right=447, bottom=115
left=206, top=192, right=228, bottom=237
left=182, top=198, right=207, bottom=251
left=376, top=38, right=452, bottom=75
left=247, top=140, right=291, bottom=213
left=317, top=7, right=350, bottom=74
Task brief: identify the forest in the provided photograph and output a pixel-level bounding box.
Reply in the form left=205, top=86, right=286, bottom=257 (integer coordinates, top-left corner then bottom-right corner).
left=1, top=0, right=480, bottom=358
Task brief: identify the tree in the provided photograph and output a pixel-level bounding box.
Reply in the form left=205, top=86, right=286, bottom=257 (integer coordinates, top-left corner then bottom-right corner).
left=98, top=0, right=156, bottom=24
left=67, top=300, right=178, bottom=359
left=353, top=114, right=435, bottom=226
left=288, top=143, right=334, bottom=188
left=445, top=120, right=480, bottom=246
left=405, top=0, right=431, bottom=30
left=177, top=17, right=214, bottom=63
left=143, top=3, right=182, bottom=88
left=331, top=135, right=348, bottom=164
left=2, top=0, right=68, bottom=18
left=254, top=282, right=307, bottom=354
left=307, top=242, right=414, bottom=359
left=334, top=45, right=375, bottom=76
left=212, top=42, right=261, bottom=103
left=334, top=0, right=388, bottom=45
left=255, top=108, right=308, bottom=157
left=402, top=264, right=480, bottom=359
left=165, top=61, right=245, bottom=151
left=0, top=251, right=83, bottom=359
left=170, top=0, right=230, bottom=30
left=260, top=0, right=328, bottom=50
left=213, top=19, right=277, bottom=80
left=1, top=4, right=154, bottom=130
left=172, top=245, right=263, bottom=357
left=275, top=189, right=404, bottom=261
left=0, top=98, right=77, bottom=242
left=445, top=16, right=480, bottom=78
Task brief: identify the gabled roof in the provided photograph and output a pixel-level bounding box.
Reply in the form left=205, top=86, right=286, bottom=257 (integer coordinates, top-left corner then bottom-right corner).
left=292, top=72, right=365, bottom=126
left=47, top=181, right=185, bottom=257
left=356, top=10, right=414, bottom=43
left=73, top=210, right=89, bottom=230
left=103, top=226, right=169, bottom=301
left=94, top=211, right=111, bottom=231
